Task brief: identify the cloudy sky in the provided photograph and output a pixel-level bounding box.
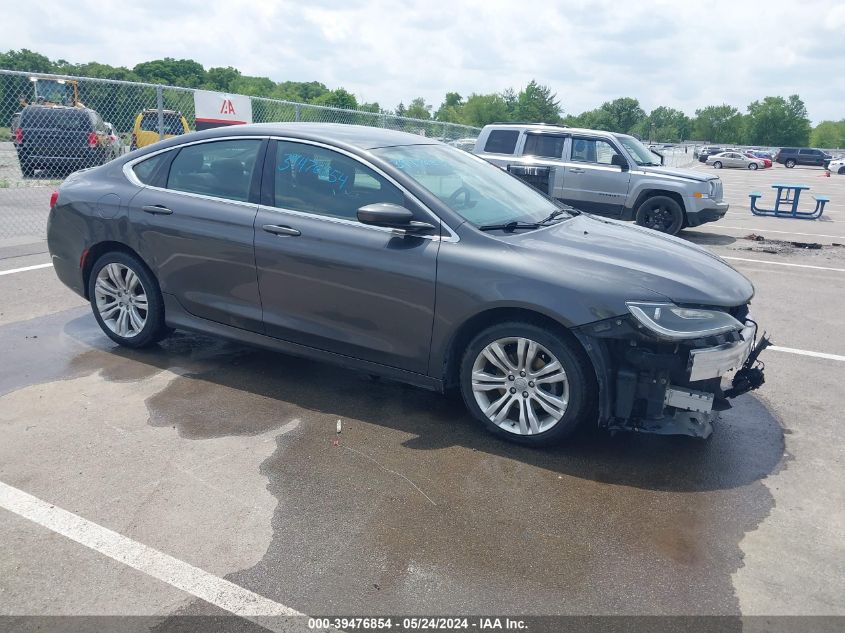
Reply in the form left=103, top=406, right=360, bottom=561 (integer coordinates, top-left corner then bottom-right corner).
left=7, top=0, right=845, bottom=122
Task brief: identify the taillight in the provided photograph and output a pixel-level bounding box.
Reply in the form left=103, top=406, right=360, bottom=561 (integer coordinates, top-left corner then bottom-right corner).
left=87, top=131, right=98, bottom=148
left=50, top=191, right=59, bottom=209
left=14, top=127, right=23, bottom=144
left=131, top=133, right=137, bottom=149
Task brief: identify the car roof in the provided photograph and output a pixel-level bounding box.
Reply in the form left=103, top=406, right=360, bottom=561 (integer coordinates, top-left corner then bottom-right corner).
left=138, top=122, right=441, bottom=151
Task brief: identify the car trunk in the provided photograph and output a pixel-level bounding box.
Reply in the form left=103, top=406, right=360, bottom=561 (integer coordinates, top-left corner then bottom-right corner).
left=21, top=108, right=93, bottom=159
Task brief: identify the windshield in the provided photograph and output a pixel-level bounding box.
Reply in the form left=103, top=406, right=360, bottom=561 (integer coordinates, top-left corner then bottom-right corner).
left=372, top=144, right=568, bottom=227
left=615, top=134, right=662, bottom=166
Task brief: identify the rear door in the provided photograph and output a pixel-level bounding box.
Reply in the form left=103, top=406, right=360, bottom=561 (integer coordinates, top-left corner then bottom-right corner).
left=559, top=136, right=630, bottom=216
left=253, top=139, right=440, bottom=373
left=129, top=137, right=267, bottom=332
left=798, top=149, right=822, bottom=166
left=21, top=108, right=89, bottom=161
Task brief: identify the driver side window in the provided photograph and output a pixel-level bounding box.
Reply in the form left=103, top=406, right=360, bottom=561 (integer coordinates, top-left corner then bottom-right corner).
left=570, top=138, right=620, bottom=165
left=273, top=141, right=404, bottom=220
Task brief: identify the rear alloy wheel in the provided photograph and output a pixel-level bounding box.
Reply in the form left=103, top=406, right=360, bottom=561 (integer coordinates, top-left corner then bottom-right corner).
left=713, top=161, right=722, bottom=169
left=460, top=322, right=594, bottom=446
left=748, top=162, right=758, bottom=170
left=635, top=195, right=684, bottom=235
left=88, top=252, right=168, bottom=348
left=785, top=159, right=796, bottom=168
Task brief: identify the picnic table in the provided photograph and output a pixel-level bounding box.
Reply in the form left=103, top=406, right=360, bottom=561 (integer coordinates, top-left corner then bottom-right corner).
left=749, top=183, right=829, bottom=219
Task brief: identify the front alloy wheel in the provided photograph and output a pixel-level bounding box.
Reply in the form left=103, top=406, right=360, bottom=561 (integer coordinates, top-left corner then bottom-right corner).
left=460, top=322, right=594, bottom=445
left=471, top=336, right=570, bottom=435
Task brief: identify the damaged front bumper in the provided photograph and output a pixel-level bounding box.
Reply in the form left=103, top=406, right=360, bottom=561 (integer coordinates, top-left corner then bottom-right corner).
left=575, top=315, right=770, bottom=439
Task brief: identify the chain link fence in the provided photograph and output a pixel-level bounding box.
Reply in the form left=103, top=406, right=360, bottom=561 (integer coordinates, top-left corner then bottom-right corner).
left=0, top=69, right=479, bottom=249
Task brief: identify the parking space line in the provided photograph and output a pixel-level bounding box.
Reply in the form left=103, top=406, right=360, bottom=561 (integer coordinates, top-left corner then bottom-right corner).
left=768, top=346, right=845, bottom=362
left=722, top=256, right=845, bottom=272
left=0, top=263, right=53, bottom=276
left=0, top=480, right=302, bottom=620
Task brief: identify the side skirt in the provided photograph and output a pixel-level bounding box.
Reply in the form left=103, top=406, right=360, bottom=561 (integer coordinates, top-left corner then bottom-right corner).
left=162, top=294, right=444, bottom=393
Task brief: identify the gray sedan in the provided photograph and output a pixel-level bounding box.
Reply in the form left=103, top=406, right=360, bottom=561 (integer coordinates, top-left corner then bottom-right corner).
left=706, top=151, right=766, bottom=170
left=46, top=123, right=767, bottom=446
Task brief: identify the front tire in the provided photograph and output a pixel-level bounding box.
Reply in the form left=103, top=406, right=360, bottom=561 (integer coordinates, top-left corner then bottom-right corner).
left=88, top=251, right=168, bottom=348
left=838, top=167, right=845, bottom=175
left=459, top=322, right=595, bottom=446
left=748, top=162, right=758, bottom=170
left=713, top=161, right=722, bottom=169
left=785, top=159, right=796, bottom=168
left=635, top=195, right=684, bottom=235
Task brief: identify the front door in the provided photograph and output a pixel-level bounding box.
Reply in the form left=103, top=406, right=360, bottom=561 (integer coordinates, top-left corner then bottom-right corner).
left=129, top=138, right=266, bottom=331
left=253, top=140, right=439, bottom=374
left=559, top=136, right=630, bottom=217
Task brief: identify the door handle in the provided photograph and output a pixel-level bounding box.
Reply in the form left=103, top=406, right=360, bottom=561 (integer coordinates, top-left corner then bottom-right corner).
left=142, top=205, right=173, bottom=215
left=569, top=168, right=585, bottom=174
left=262, top=224, right=301, bottom=237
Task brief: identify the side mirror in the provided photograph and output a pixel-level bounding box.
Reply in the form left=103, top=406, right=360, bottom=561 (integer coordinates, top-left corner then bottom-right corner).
left=357, top=203, right=437, bottom=233
left=611, top=154, right=629, bottom=171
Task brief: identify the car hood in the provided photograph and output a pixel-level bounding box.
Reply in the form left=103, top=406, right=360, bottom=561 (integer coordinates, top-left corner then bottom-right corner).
left=634, top=165, right=715, bottom=182
left=508, top=214, right=754, bottom=309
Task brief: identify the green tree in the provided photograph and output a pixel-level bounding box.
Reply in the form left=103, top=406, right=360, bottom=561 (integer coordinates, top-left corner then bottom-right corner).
left=132, top=58, right=206, bottom=87
left=406, top=97, right=432, bottom=120
left=596, top=97, right=645, bottom=133
left=810, top=120, right=845, bottom=149
left=744, top=95, right=811, bottom=146
left=206, top=66, right=241, bottom=92
left=514, top=80, right=561, bottom=123
left=435, top=92, right=464, bottom=122
left=0, top=49, right=53, bottom=72
left=692, top=104, right=744, bottom=143
left=314, top=88, right=358, bottom=110
left=460, top=93, right=511, bottom=127
left=640, top=106, right=692, bottom=142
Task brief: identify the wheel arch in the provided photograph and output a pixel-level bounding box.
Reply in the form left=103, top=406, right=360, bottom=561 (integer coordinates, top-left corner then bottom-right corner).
left=81, top=241, right=149, bottom=300
left=441, top=306, right=595, bottom=391
left=631, top=189, right=685, bottom=215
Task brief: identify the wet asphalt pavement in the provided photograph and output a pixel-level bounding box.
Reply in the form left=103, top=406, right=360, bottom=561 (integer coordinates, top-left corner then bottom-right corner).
left=1, top=164, right=844, bottom=630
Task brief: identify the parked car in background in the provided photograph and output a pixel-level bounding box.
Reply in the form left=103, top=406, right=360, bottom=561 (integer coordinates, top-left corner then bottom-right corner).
left=706, top=151, right=766, bottom=170
left=448, top=137, right=478, bottom=152
left=46, top=122, right=766, bottom=445
left=130, top=109, right=190, bottom=150
left=9, top=112, right=22, bottom=144
left=744, top=151, right=772, bottom=168
left=697, top=146, right=724, bottom=162
left=775, top=147, right=832, bottom=169
left=104, top=122, right=123, bottom=161
left=14, top=104, right=111, bottom=177
left=827, top=157, right=845, bottom=175
left=473, top=123, right=728, bottom=235
left=748, top=150, right=774, bottom=161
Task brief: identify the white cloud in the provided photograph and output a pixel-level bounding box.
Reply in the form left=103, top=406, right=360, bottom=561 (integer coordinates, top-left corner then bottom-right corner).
left=5, top=0, right=844, bottom=122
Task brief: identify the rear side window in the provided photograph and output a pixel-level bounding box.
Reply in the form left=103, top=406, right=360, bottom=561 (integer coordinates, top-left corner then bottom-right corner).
left=132, top=152, right=170, bottom=185
left=483, top=130, right=519, bottom=154
left=140, top=113, right=187, bottom=135
left=523, top=134, right=567, bottom=159
left=167, top=139, right=261, bottom=202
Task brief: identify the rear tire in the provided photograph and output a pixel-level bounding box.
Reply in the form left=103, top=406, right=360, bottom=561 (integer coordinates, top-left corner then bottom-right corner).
left=713, top=161, right=722, bottom=169
left=785, top=159, right=796, bottom=168
left=635, top=195, right=685, bottom=235
left=87, top=251, right=169, bottom=348
left=459, top=321, right=595, bottom=446
left=20, top=160, right=35, bottom=178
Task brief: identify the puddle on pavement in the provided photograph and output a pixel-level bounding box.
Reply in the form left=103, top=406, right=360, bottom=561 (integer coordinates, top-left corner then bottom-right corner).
left=1, top=308, right=787, bottom=619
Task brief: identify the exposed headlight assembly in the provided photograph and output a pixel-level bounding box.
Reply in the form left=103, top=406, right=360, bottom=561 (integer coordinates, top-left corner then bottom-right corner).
left=626, top=301, right=744, bottom=340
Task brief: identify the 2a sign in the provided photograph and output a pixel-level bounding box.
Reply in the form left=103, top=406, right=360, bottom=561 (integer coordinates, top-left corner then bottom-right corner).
left=194, top=90, right=252, bottom=130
